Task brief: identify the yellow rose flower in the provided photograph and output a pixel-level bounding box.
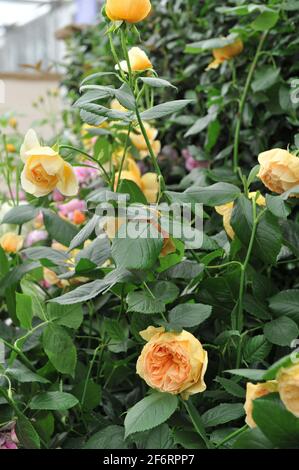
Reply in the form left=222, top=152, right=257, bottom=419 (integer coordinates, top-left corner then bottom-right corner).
left=130, top=122, right=161, bottom=159
left=106, top=0, right=151, bottom=23
left=215, top=192, right=266, bottom=239
left=0, top=232, right=24, bottom=254
left=277, top=363, right=299, bottom=417
left=43, top=267, right=70, bottom=289
left=137, top=326, right=208, bottom=399
left=244, top=381, right=278, bottom=428
left=20, top=129, right=78, bottom=198
left=8, top=117, right=17, bottom=129
left=110, top=99, right=127, bottom=113
left=6, top=144, right=16, bottom=153
left=207, top=38, right=244, bottom=70
left=114, top=158, right=159, bottom=203
left=258, top=148, right=299, bottom=196
left=118, top=47, right=153, bottom=73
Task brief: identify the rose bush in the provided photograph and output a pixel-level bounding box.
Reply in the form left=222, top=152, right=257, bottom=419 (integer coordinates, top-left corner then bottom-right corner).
left=0, top=0, right=299, bottom=451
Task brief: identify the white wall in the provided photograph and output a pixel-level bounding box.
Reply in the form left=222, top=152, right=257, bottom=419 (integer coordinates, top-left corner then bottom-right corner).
left=0, top=3, right=75, bottom=73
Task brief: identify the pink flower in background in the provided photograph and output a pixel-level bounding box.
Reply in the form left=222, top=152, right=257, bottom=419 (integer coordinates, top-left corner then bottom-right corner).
left=25, top=230, right=48, bottom=247
left=52, top=190, right=65, bottom=202
left=182, top=149, right=209, bottom=172
left=58, top=198, right=86, bottom=225
left=74, top=164, right=98, bottom=184
left=0, top=426, right=18, bottom=450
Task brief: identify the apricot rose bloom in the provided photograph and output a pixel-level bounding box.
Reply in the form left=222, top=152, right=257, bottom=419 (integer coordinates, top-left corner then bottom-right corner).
left=244, top=381, right=278, bottom=428
left=0, top=232, right=24, bottom=254
left=136, top=326, right=208, bottom=399
left=258, top=148, right=299, bottom=196
left=277, top=364, right=299, bottom=417
left=105, top=0, right=151, bottom=23
left=114, top=158, right=159, bottom=203
left=130, top=122, right=161, bottom=159
left=20, top=129, right=78, bottom=198
left=215, top=192, right=265, bottom=239
left=207, top=38, right=244, bottom=70
left=118, top=47, right=152, bottom=73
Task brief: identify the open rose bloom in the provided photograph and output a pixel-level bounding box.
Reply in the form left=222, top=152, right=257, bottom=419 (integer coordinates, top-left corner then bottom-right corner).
left=244, top=381, right=278, bottom=428
left=137, top=326, right=208, bottom=399
left=258, top=148, right=299, bottom=195
left=277, top=364, right=299, bottom=418
left=20, top=129, right=79, bottom=198
left=114, top=158, right=159, bottom=203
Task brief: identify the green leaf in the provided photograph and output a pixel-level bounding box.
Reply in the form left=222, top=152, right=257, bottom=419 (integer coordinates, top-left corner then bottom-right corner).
left=29, top=392, right=79, bottom=410
left=253, top=393, right=299, bottom=448
left=168, top=303, right=212, bottom=328
left=231, top=196, right=282, bottom=264
left=16, top=293, right=33, bottom=329
left=47, top=303, right=83, bottom=329
left=75, top=236, right=110, bottom=271
left=247, top=165, right=260, bottom=187
left=140, top=100, right=193, bottom=120
left=72, top=379, right=101, bottom=411
left=264, top=316, right=299, bottom=346
left=124, top=392, right=178, bottom=438
left=0, top=246, right=9, bottom=278
left=281, top=219, right=299, bottom=257
left=84, top=425, right=127, bottom=449
left=51, top=268, right=131, bottom=304
left=202, top=403, right=244, bottom=427
left=184, top=183, right=240, bottom=206
left=1, top=204, right=39, bottom=224
left=243, top=335, right=272, bottom=363
left=150, top=281, right=180, bottom=304
left=233, top=427, right=273, bottom=449
left=185, top=113, right=216, bottom=138
left=23, top=247, right=69, bottom=267
left=251, top=66, right=281, bottom=92
left=266, top=194, right=289, bottom=219
left=243, top=294, right=271, bottom=320
left=118, top=179, right=147, bottom=204
left=126, top=290, right=166, bottom=314
left=43, top=209, right=79, bottom=247
left=68, top=215, right=100, bottom=251
left=251, top=11, right=279, bottom=31
left=20, top=279, right=46, bottom=320
left=104, top=318, right=129, bottom=353
left=215, top=377, right=245, bottom=398
left=6, top=360, right=49, bottom=384
left=144, top=424, right=173, bottom=449
left=185, top=34, right=239, bottom=53
left=112, top=221, right=163, bottom=270
left=0, top=262, right=40, bottom=295
left=226, top=368, right=266, bottom=381
left=42, top=324, right=77, bottom=376
left=16, top=414, right=40, bottom=449
left=269, top=290, right=299, bottom=324
left=139, top=77, right=176, bottom=89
